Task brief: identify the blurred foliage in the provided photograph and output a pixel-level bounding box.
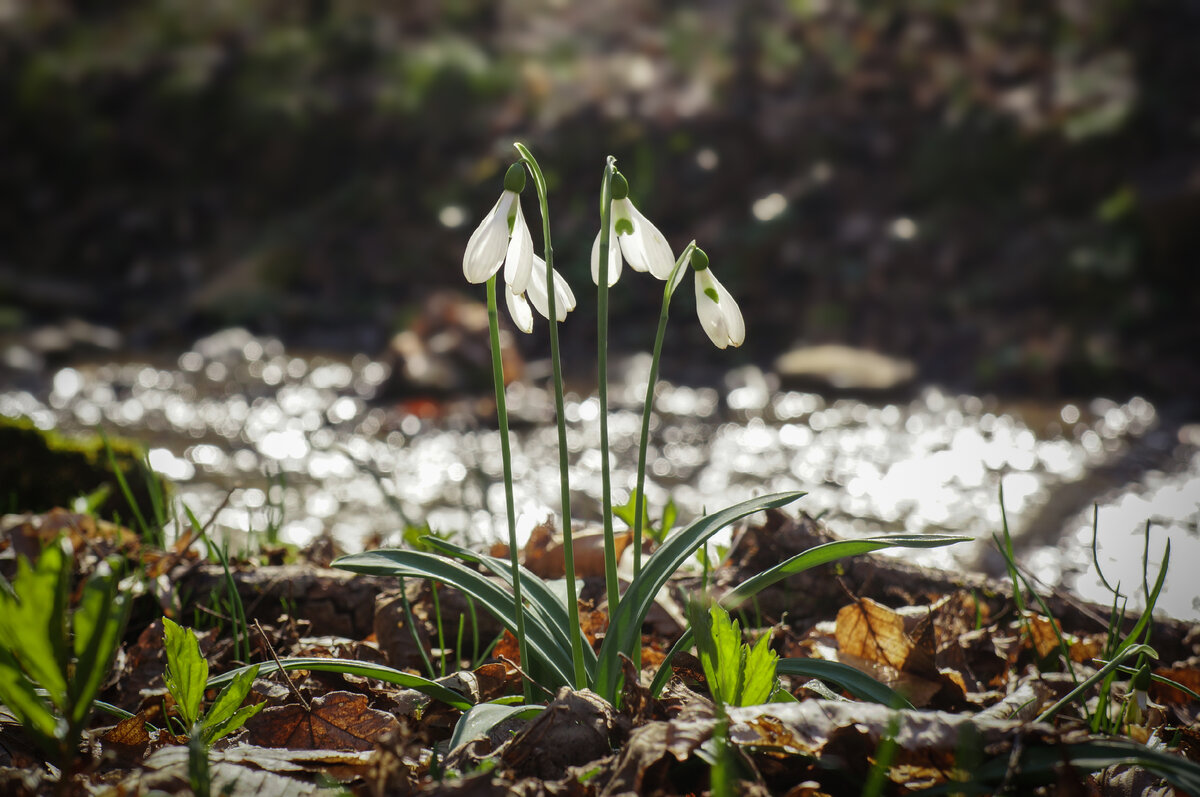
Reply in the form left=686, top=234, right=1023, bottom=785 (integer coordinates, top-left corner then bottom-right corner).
left=0, top=415, right=163, bottom=521
left=0, top=0, right=1197, bottom=397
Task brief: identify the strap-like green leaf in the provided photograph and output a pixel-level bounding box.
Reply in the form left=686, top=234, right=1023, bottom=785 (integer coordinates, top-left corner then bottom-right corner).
left=648, top=532, right=969, bottom=697
left=595, top=491, right=806, bottom=703
left=422, top=537, right=599, bottom=677
left=777, top=658, right=914, bottom=709
left=206, top=657, right=473, bottom=711
left=448, top=702, right=543, bottom=753
left=334, top=549, right=576, bottom=688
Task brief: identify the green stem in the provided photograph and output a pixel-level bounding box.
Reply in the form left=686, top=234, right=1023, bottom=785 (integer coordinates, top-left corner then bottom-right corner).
left=597, top=156, right=621, bottom=620
left=630, top=245, right=693, bottom=676
left=633, top=245, right=694, bottom=578
left=515, top=142, right=587, bottom=689
left=486, top=276, right=532, bottom=703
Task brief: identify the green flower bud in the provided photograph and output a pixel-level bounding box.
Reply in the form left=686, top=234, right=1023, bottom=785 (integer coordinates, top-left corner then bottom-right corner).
left=503, top=163, right=527, bottom=193
left=611, top=172, right=630, bottom=200
left=690, top=247, right=710, bottom=272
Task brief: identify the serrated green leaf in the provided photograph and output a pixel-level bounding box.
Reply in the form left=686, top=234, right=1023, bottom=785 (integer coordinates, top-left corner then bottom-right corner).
left=740, top=632, right=778, bottom=707
left=202, top=697, right=265, bottom=745
left=162, top=617, right=208, bottom=728
left=203, top=664, right=258, bottom=732
left=649, top=532, right=968, bottom=698
left=0, top=543, right=70, bottom=710
left=709, top=606, right=744, bottom=707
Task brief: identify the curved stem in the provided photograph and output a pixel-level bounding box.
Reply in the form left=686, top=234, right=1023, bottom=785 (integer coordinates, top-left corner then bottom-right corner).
left=597, top=156, right=620, bottom=619
left=486, top=276, right=531, bottom=703
left=514, top=142, right=587, bottom=689
left=633, top=244, right=694, bottom=579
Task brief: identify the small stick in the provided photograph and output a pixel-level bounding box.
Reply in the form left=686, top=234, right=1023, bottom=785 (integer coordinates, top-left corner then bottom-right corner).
left=255, top=619, right=310, bottom=712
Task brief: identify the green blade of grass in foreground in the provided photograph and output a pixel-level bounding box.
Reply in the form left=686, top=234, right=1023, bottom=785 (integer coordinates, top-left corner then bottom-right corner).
left=206, top=657, right=472, bottom=711
left=333, top=549, right=577, bottom=689
left=448, top=702, right=544, bottom=753
left=648, top=532, right=969, bottom=697
left=777, top=659, right=915, bottom=709
left=594, top=491, right=806, bottom=704
left=423, top=537, right=600, bottom=678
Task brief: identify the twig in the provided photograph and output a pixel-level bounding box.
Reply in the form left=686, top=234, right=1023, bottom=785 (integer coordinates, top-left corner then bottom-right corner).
left=255, top=619, right=310, bottom=712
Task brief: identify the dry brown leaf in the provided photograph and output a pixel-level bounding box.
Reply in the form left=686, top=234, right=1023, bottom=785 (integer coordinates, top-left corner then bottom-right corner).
left=1024, top=613, right=1063, bottom=660
left=835, top=598, right=937, bottom=677
left=493, top=523, right=633, bottom=579
left=100, top=711, right=150, bottom=761
left=1150, top=667, right=1200, bottom=706
left=243, top=691, right=400, bottom=751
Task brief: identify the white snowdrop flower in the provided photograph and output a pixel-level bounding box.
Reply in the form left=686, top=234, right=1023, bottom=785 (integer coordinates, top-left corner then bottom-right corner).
left=505, top=287, right=534, bottom=334
left=590, top=172, right=675, bottom=285
left=692, top=249, right=745, bottom=349
left=526, top=256, right=577, bottom=323
left=463, top=163, right=534, bottom=293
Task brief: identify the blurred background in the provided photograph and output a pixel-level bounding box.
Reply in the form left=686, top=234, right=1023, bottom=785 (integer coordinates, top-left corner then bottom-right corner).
left=2, top=0, right=1197, bottom=399
left=2, top=1, right=1199, bottom=617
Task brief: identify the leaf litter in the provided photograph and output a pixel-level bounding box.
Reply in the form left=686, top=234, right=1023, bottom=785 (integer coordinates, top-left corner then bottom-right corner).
left=1, top=508, right=1199, bottom=795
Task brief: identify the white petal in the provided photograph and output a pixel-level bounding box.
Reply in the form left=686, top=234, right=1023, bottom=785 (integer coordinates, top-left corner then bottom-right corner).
left=505, top=287, right=534, bottom=334
left=463, top=192, right=515, bottom=283
left=695, top=268, right=745, bottom=348
left=504, top=201, right=534, bottom=294
left=590, top=227, right=622, bottom=287
left=527, top=257, right=576, bottom=322
left=617, top=199, right=675, bottom=280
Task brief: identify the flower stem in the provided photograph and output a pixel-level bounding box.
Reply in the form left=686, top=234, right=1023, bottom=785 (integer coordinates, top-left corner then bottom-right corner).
left=633, top=244, right=694, bottom=578
left=597, top=156, right=621, bottom=619
left=515, top=142, right=587, bottom=689
left=486, top=275, right=531, bottom=703
left=630, top=244, right=693, bottom=677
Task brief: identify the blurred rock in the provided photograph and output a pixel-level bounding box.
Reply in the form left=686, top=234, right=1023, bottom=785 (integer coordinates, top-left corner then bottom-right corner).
left=774, top=344, right=916, bottom=392
left=380, top=291, right=524, bottom=398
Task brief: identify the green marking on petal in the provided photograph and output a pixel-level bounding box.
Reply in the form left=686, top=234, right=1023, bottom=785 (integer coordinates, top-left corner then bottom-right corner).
left=615, top=218, right=634, bottom=236
left=704, top=287, right=720, bottom=303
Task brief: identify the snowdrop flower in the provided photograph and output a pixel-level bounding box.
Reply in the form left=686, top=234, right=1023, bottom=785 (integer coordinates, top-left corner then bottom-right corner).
left=591, top=172, right=675, bottom=286
left=691, top=248, right=745, bottom=349
left=506, top=255, right=576, bottom=333
left=463, top=163, right=534, bottom=293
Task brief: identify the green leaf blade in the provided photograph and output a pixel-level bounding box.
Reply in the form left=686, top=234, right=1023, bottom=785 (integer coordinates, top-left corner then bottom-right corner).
left=162, top=617, right=209, bottom=728
left=740, top=632, right=779, bottom=707
left=0, top=544, right=71, bottom=711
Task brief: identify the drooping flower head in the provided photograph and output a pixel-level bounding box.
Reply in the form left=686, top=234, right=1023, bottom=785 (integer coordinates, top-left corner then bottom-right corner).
left=691, top=248, right=745, bottom=349
left=505, top=255, right=577, bottom=334
left=591, top=171, right=675, bottom=286
left=463, top=163, right=534, bottom=294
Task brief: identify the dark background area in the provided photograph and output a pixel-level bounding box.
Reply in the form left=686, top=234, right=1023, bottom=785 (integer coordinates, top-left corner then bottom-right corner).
left=1, top=0, right=1197, bottom=401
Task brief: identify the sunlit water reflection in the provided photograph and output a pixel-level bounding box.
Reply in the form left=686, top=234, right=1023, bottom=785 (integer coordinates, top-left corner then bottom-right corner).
left=3, top=328, right=1197, bottom=619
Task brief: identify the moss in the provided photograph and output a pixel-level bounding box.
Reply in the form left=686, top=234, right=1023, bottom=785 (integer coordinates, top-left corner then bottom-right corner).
left=0, top=416, right=165, bottom=525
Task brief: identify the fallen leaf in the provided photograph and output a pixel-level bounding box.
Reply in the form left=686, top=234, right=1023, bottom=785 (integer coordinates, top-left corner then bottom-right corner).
left=493, top=522, right=633, bottom=579
left=100, top=711, right=150, bottom=761
left=243, top=691, right=400, bottom=751
left=835, top=598, right=937, bottom=677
